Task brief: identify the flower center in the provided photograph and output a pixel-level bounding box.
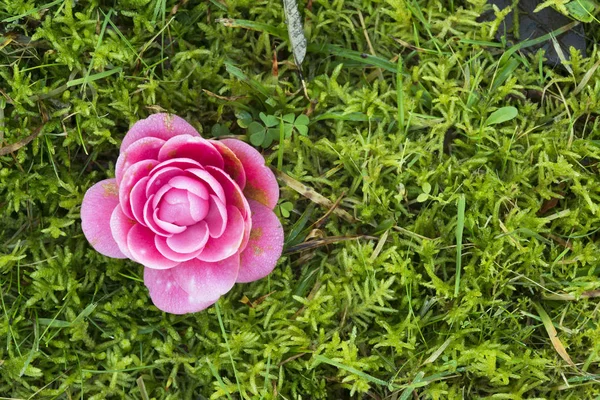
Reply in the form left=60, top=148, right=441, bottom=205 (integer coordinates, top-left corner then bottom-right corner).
left=157, top=188, right=209, bottom=226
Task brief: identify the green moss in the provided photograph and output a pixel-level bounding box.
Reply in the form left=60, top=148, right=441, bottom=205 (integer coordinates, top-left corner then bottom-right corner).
left=2, top=0, right=600, bottom=398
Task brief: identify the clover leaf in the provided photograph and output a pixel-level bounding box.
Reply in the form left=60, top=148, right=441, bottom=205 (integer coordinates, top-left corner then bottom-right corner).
left=210, top=123, right=230, bottom=138
left=276, top=201, right=294, bottom=218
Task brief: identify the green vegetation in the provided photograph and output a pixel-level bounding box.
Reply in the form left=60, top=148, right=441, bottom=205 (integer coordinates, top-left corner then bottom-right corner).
left=2, top=0, right=600, bottom=398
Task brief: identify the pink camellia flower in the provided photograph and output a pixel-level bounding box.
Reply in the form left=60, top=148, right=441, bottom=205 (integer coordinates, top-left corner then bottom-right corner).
left=81, top=113, right=284, bottom=314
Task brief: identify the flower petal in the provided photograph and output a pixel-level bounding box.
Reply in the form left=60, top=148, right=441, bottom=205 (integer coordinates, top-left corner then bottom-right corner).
left=172, top=254, right=240, bottom=303
left=186, top=168, right=226, bottom=204
left=204, top=195, right=227, bottom=238
left=146, top=167, right=183, bottom=197
left=115, top=137, right=164, bottom=184
left=121, top=113, right=200, bottom=153
left=152, top=208, right=186, bottom=234
left=188, top=192, right=210, bottom=222
left=236, top=200, right=284, bottom=283
left=204, top=166, right=251, bottom=219
left=110, top=205, right=136, bottom=259
left=166, top=221, right=210, bottom=254
left=197, top=205, right=245, bottom=262
left=158, top=134, right=224, bottom=169
left=169, top=175, right=209, bottom=199
left=154, top=223, right=209, bottom=262
left=119, top=159, right=159, bottom=219
left=211, top=140, right=246, bottom=189
left=130, top=176, right=149, bottom=225
left=127, top=224, right=180, bottom=269
left=143, top=195, right=172, bottom=237
left=144, top=267, right=217, bottom=314
left=81, top=179, right=126, bottom=258
left=219, top=139, right=279, bottom=209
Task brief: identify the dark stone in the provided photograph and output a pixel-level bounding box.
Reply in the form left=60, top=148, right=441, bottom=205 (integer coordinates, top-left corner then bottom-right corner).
left=480, top=0, right=587, bottom=65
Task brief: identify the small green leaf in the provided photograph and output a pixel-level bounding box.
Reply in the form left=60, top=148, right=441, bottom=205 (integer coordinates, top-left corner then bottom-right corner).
left=268, top=128, right=280, bottom=142
left=247, top=121, right=265, bottom=135
left=236, top=110, right=253, bottom=128
left=260, top=112, right=279, bottom=127
left=250, top=130, right=266, bottom=146
left=284, top=124, right=294, bottom=138
left=565, top=0, right=597, bottom=22
left=283, top=113, right=295, bottom=123
left=211, top=123, right=229, bottom=137
left=484, top=106, right=518, bottom=126
left=295, top=114, right=310, bottom=126
left=417, top=193, right=429, bottom=203
left=262, top=133, right=274, bottom=147
left=265, top=115, right=279, bottom=127
left=278, top=201, right=293, bottom=218
left=422, top=182, right=432, bottom=194
left=295, top=124, right=308, bottom=136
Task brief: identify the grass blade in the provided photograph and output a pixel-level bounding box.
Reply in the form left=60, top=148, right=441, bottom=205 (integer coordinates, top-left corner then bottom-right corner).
left=214, top=302, right=243, bottom=397
left=454, top=195, right=465, bottom=297
left=313, top=354, right=390, bottom=387
left=532, top=302, right=575, bottom=367
left=307, top=43, right=397, bottom=72
left=67, top=67, right=122, bottom=88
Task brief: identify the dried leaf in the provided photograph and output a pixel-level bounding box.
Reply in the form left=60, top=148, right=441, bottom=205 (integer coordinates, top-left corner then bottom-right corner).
left=0, top=125, right=44, bottom=156
left=274, top=169, right=357, bottom=223
left=282, top=0, right=307, bottom=66
left=532, top=302, right=575, bottom=367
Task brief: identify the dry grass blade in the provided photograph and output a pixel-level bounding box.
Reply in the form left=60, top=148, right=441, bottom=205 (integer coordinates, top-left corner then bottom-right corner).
left=543, top=290, right=600, bottom=301
left=310, top=191, right=346, bottom=229
left=274, top=169, right=357, bottom=223
left=137, top=376, right=150, bottom=400
left=284, top=235, right=376, bottom=254
left=573, top=57, right=600, bottom=95
left=0, top=124, right=45, bottom=156
left=422, top=338, right=452, bottom=365
left=532, top=302, right=575, bottom=367
left=202, top=89, right=246, bottom=101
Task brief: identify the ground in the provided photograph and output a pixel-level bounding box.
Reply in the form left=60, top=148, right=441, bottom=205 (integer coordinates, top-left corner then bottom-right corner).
left=1, top=0, right=600, bottom=398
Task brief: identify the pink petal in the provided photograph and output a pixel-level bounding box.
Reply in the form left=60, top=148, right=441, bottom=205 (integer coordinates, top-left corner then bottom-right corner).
left=155, top=187, right=194, bottom=227
left=154, top=223, right=209, bottom=262
left=169, top=175, right=209, bottom=199
left=236, top=200, right=284, bottom=283
left=143, top=195, right=172, bottom=237
left=188, top=192, right=209, bottom=222
left=186, top=168, right=226, bottom=204
left=166, top=222, right=210, bottom=254
left=158, top=135, right=224, bottom=169
left=204, top=195, right=227, bottom=238
left=120, top=113, right=200, bottom=153
left=219, top=139, right=279, bottom=209
left=127, top=224, right=180, bottom=269
left=146, top=167, right=183, bottom=197
left=149, top=158, right=204, bottom=175
left=129, top=176, right=149, bottom=225
left=110, top=205, right=136, bottom=259
left=152, top=184, right=173, bottom=209
left=211, top=140, right=246, bottom=189
left=144, top=267, right=217, bottom=314
left=152, top=207, right=186, bottom=234
left=119, top=159, right=159, bottom=219
left=81, top=179, right=126, bottom=258
left=115, top=137, right=165, bottom=184
left=197, top=205, right=245, bottom=262
left=172, top=254, right=240, bottom=303
left=204, top=166, right=251, bottom=219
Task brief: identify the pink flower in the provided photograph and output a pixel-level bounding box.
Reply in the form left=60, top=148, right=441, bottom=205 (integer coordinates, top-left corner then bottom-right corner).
left=81, top=113, right=284, bottom=314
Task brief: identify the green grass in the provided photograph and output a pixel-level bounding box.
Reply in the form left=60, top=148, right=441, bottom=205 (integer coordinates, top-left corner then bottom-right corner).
left=2, top=0, right=600, bottom=398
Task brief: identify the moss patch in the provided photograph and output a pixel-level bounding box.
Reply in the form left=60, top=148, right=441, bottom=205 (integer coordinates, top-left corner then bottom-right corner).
left=2, top=0, right=600, bottom=398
